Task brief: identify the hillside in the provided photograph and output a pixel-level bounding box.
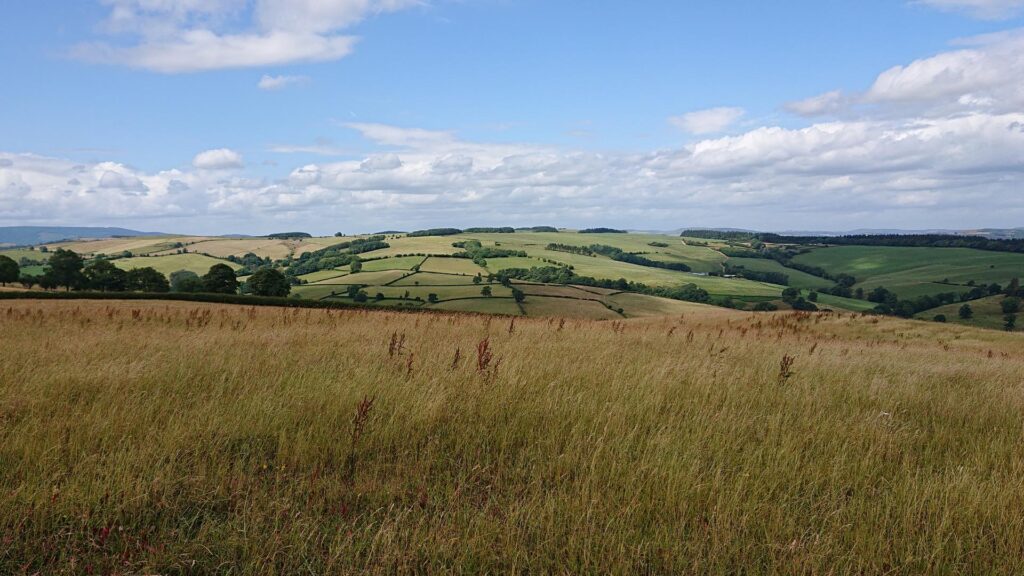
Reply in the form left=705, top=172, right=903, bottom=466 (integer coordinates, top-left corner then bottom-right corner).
left=2, top=299, right=1022, bottom=573
left=3, top=229, right=1022, bottom=323
left=0, top=226, right=163, bottom=247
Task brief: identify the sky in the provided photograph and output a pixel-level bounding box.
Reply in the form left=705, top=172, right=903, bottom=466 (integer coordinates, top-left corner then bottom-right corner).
left=1, top=0, right=1024, bottom=235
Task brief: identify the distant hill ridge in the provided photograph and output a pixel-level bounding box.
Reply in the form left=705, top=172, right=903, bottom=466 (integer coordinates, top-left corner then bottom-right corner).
left=0, top=226, right=165, bottom=247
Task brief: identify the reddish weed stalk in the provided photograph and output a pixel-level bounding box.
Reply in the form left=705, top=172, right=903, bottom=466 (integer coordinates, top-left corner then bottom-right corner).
left=345, top=396, right=375, bottom=484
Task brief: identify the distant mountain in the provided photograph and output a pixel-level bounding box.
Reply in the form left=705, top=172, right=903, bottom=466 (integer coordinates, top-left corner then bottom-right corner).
left=0, top=226, right=165, bottom=247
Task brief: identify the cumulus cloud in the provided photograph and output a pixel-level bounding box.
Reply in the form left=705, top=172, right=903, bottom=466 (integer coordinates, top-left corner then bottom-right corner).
left=193, top=148, right=244, bottom=170
left=915, top=0, right=1024, bottom=19
left=71, top=0, right=420, bottom=72
left=785, top=90, right=848, bottom=117
left=783, top=29, right=1024, bottom=119
left=866, top=30, right=1024, bottom=112
left=669, top=107, right=745, bottom=135
left=258, top=74, right=310, bottom=90
left=10, top=28, right=1024, bottom=230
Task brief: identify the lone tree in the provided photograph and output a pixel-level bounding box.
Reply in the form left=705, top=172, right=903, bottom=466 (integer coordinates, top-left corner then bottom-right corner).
left=349, top=257, right=362, bottom=273
left=512, top=287, right=526, bottom=303
left=201, top=264, right=239, bottom=294
left=1001, top=297, right=1021, bottom=314
left=958, top=303, right=973, bottom=319
left=0, top=255, right=19, bottom=286
left=169, top=270, right=203, bottom=293
left=481, top=286, right=492, bottom=297
left=44, top=248, right=86, bottom=291
left=83, top=259, right=128, bottom=291
left=428, top=293, right=439, bottom=303
left=126, top=267, right=170, bottom=293
left=1005, top=314, right=1017, bottom=332
left=246, top=268, right=291, bottom=297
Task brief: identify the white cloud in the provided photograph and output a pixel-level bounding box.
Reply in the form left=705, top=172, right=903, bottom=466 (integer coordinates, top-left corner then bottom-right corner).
left=785, top=91, right=847, bottom=117
left=669, top=107, right=745, bottom=135
left=258, top=74, right=310, bottom=90
left=193, top=148, right=244, bottom=170
left=915, top=0, right=1024, bottom=19
left=71, top=0, right=420, bottom=72
left=782, top=30, right=1024, bottom=119
left=11, top=25, right=1024, bottom=231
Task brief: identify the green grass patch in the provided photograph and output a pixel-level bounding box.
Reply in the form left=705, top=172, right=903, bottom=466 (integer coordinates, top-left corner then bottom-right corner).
left=361, top=256, right=425, bottom=272
left=726, top=257, right=834, bottom=290
left=297, top=268, right=349, bottom=283
left=392, top=272, right=482, bottom=287
left=419, top=257, right=487, bottom=275
left=915, top=295, right=1017, bottom=331
left=792, top=246, right=1024, bottom=298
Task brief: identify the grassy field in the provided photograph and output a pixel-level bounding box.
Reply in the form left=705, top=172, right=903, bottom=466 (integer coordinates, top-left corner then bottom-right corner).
left=391, top=272, right=480, bottom=286
left=3, top=300, right=1024, bottom=573
left=112, top=253, right=241, bottom=276
left=484, top=256, right=560, bottom=271
left=726, top=256, right=835, bottom=291
left=792, top=246, right=1024, bottom=298
left=297, top=268, right=350, bottom=283
left=311, top=269, right=410, bottom=286
left=419, top=257, right=487, bottom=276
left=46, top=236, right=213, bottom=256
left=520, top=296, right=620, bottom=319
left=914, top=294, right=1015, bottom=330
left=361, top=256, right=425, bottom=272
left=0, top=248, right=49, bottom=263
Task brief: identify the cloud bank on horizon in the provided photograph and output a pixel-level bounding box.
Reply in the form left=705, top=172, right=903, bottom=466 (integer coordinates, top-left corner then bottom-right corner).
left=2, top=0, right=1024, bottom=234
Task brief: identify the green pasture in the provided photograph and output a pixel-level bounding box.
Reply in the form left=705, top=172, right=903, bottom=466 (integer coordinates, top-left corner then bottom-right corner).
left=792, top=246, right=1024, bottom=298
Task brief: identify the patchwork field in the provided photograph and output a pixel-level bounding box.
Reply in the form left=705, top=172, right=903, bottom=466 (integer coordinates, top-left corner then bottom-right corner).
left=3, top=299, right=1023, bottom=573
left=9, top=230, right=1023, bottom=325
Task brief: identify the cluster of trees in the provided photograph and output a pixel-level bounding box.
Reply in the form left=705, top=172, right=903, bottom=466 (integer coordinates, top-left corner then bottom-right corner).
left=407, top=228, right=463, bottom=237
left=10, top=249, right=170, bottom=293
left=284, top=236, right=389, bottom=276
left=227, top=252, right=274, bottom=276
left=781, top=287, right=818, bottom=311
left=587, top=244, right=692, bottom=272
left=518, top=226, right=559, bottom=233
left=871, top=280, right=1018, bottom=318
left=5, top=248, right=289, bottom=298
left=451, top=240, right=527, bottom=266
left=579, top=228, right=627, bottom=234
left=545, top=243, right=595, bottom=256
left=494, top=265, right=710, bottom=304
left=721, top=264, right=790, bottom=286
left=462, top=227, right=516, bottom=234
left=545, top=243, right=690, bottom=271
left=268, top=232, right=312, bottom=239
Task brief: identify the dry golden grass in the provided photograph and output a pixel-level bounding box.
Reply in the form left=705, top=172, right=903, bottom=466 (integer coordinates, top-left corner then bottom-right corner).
left=2, top=300, right=1024, bottom=574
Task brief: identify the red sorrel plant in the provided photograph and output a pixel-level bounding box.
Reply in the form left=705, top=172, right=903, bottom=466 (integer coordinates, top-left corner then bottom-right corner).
left=477, top=338, right=493, bottom=372
left=778, top=354, right=796, bottom=384
left=388, top=332, right=406, bottom=357
left=345, top=396, right=375, bottom=484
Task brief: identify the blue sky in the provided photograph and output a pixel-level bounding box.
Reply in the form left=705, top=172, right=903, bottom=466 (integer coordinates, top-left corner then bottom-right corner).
left=2, top=0, right=1024, bottom=234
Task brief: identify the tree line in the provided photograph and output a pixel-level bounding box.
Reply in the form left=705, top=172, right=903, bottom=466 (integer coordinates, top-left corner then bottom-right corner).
left=2, top=249, right=292, bottom=298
